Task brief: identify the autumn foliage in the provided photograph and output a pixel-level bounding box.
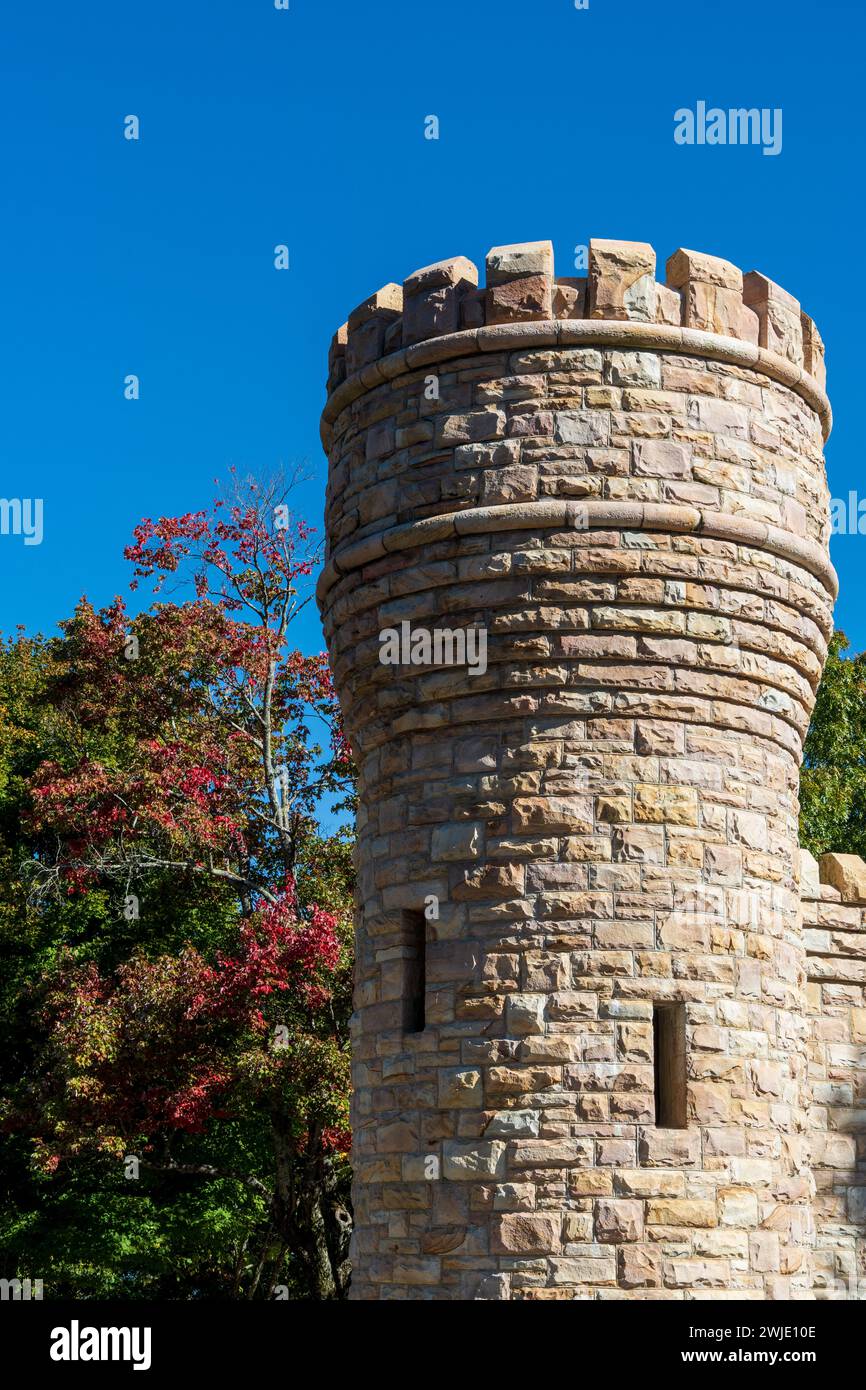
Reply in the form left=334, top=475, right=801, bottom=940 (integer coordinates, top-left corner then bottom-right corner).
left=1, top=475, right=356, bottom=1299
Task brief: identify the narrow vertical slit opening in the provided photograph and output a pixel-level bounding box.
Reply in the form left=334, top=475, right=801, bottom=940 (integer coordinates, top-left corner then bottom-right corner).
left=653, top=1002, right=687, bottom=1129
left=402, top=909, right=426, bottom=1035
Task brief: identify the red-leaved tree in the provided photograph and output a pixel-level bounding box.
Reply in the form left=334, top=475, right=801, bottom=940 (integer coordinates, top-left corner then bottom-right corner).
left=17, top=473, right=356, bottom=1298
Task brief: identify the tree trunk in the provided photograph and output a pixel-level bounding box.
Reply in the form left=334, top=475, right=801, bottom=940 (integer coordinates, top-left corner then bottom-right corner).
left=271, top=1114, right=342, bottom=1299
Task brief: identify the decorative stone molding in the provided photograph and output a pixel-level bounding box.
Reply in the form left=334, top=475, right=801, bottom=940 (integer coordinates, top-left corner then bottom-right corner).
left=317, top=500, right=838, bottom=606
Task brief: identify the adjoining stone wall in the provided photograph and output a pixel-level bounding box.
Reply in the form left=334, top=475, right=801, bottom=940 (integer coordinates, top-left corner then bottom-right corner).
left=803, top=852, right=866, bottom=1298
left=318, top=239, right=837, bottom=1300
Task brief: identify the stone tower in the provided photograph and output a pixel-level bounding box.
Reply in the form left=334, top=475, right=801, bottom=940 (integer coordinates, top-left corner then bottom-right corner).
left=317, top=238, right=836, bottom=1299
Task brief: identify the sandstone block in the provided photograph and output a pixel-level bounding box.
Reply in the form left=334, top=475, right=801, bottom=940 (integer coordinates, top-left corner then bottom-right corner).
left=665, top=249, right=758, bottom=343
left=562, top=1210, right=594, bottom=1242
left=742, top=271, right=804, bottom=366
left=506, top=993, right=546, bottom=1035
left=486, top=242, right=554, bottom=324
left=493, top=1182, right=536, bottom=1211
left=491, top=1213, right=560, bottom=1254
left=633, top=440, right=691, bottom=477
left=819, top=852, right=866, bottom=904
left=510, top=1139, right=593, bottom=1169
left=436, top=410, right=506, bottom=446
left=589, top=238, right=656, bottom=322
left=513, top=795, right=593, bottom=834
left=655, top=283, right=682, bottom=326
left=553, top=277, right=587, bottom=319
left=453, top=863, right=523, bottom=900
left=615, top=1170, right=685, bottom=1198
left=487, top=241, right=554, bottom=283
left=550, top=1256, right=616, bottom=1285
left=442, top=1141, right=507, bottom=1181
left=647, top=1199, right=717, bottom=1228
left=548, top=991, right=597, bottom=1019
left=387, top=1257, right=441, bottom=1286
left=488, top=275, right=553, bottom=324
left=437, top=1068, right=482, bottom=1108
left=404, top=255, right=478, bottom=297
left=663, top=1259, right=729, bottom=1289
left=431, top=821, right=484, bottom=861
left=402, top=286, right=463, bottom=345
left=554, top=410, right=611, bottom=446
left=633, top=785, right=698, bottom=826
left=487, top=1066, right=560, bottom=1097
left=596, top=1199, right=644, bottom=1243
left=749, top=1232, right=781, bottom=1274
left=801, top=312, right=826, bottom=388
left=485, top=1111, right=540, bottom=1139
left=799, top=848, right=821, bottom=899
left=618, top=1245, right=662, bottom=1288
left=639, top=1129, right=701, bottom=1167
left=482, top=464, right=538, bottom=504
left=346, top=283, right=403, bottom=372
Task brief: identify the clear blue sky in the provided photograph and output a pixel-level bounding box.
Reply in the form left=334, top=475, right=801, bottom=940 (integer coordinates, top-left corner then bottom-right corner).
left=1, top=0, right=863, bottom=655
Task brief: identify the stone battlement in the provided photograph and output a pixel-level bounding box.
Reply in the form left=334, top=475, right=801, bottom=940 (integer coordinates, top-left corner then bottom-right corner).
left=323, top=240, right=828, bottom=450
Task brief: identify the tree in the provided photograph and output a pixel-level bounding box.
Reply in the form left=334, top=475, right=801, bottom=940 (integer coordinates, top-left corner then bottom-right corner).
left=800, top=631, right=866, bottom=858
left=2, top=474, right=356, bottom=1299
left=16, top=892, right=351, bottom=1299
left=27, top=473, right=351, bottom=905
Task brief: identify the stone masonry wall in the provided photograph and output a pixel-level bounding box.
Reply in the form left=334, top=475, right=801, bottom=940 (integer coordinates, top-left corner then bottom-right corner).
left=317, top=238, right=838, bottom=1299
left=803, top=851, right=866, bottom=1298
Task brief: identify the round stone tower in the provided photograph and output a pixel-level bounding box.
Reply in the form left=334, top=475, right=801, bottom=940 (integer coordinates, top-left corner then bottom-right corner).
left=318, top=238, right=835, bottom=1300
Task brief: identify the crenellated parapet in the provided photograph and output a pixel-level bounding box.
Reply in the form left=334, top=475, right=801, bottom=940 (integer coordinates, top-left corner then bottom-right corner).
left=324, top=239, right=828, bottom=446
